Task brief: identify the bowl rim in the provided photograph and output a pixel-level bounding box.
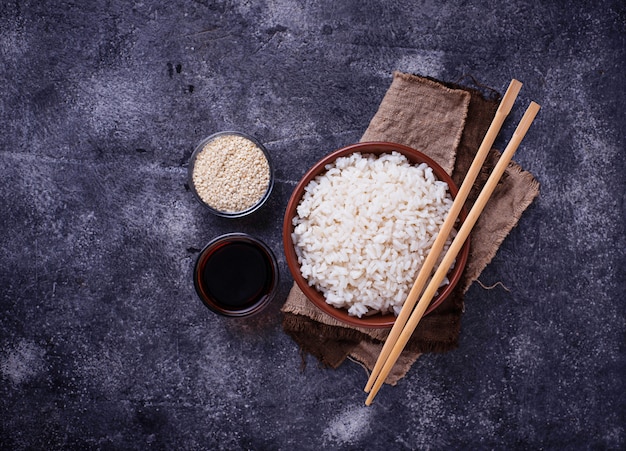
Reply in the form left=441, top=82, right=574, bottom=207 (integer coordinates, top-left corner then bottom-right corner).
left=282, top=141, right=470, bottom=329
left=188, top=131, right=275, bottom=218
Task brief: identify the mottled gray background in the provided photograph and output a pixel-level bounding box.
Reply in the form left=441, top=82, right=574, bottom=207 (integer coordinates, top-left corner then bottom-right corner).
left=1, top=1, right=624, bottom=449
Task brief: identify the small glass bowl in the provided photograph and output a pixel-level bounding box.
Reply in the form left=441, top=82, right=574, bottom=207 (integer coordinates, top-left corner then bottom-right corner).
left=188, top=131, right=274, bottom=218
left=193, top=233, right=279, bottom=317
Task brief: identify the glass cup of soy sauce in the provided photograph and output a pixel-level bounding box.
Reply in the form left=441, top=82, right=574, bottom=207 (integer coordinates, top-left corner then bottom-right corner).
left=193, top=233, right=279, bottom=317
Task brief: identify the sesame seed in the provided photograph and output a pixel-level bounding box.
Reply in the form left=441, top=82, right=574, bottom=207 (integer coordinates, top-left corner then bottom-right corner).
left=192, top=134, right=271, bottom=213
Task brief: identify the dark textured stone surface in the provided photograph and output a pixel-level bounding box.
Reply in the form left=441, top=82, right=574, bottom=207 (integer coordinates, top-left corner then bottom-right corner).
left=1, top=1, right=624, bottom=449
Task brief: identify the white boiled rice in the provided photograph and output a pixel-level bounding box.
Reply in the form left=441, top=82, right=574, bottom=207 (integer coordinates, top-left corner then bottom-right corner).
left=291, top=151, right=455, bottom=318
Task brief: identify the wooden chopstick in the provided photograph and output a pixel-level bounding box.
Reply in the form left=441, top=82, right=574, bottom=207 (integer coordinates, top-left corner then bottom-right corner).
left=365, top=101, right=541, bottom=406
left=364, top=79, right=523, bottom=394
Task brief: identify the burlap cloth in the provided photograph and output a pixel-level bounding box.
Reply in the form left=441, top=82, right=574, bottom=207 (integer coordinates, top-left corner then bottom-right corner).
left=281, top=72, right=540, bottom=384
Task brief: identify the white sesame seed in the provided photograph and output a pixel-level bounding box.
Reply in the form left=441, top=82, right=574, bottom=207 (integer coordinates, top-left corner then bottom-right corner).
left=192, top=134, right=271, bottom=213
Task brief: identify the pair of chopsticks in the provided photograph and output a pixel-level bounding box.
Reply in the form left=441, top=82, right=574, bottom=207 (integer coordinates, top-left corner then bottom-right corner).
left=364, top=79, right=540, bottom=406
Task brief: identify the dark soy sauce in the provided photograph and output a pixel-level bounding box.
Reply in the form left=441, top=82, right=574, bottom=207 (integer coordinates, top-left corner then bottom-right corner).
left=194, top=235, right=277, bottom=316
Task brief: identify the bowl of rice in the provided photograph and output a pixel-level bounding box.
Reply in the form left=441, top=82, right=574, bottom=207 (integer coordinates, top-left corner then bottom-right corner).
left=282, top=142, right=469, bottom=328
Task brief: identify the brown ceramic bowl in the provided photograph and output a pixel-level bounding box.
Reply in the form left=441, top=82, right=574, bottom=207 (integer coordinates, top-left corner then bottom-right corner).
left=282, top=141, right=470, bottom=329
